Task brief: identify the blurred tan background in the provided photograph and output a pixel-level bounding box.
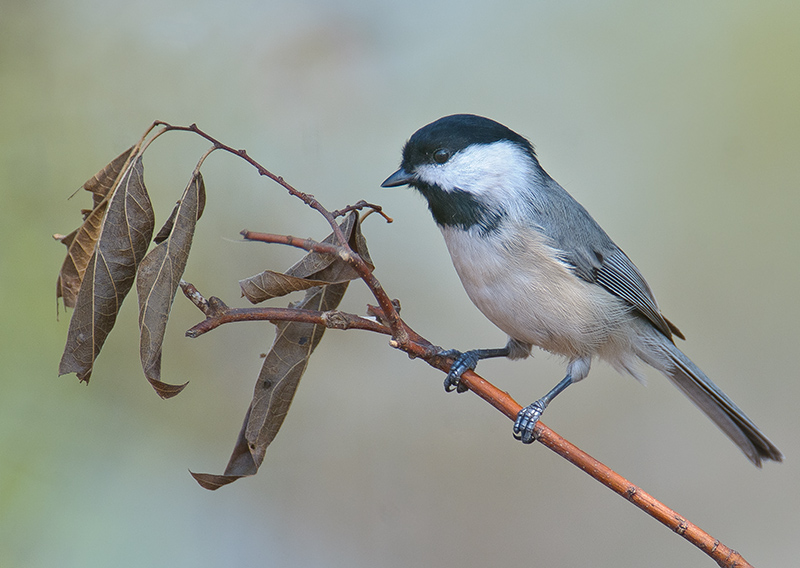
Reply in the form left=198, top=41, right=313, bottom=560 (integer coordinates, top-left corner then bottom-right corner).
left=2, top=1, right=798, bottom=566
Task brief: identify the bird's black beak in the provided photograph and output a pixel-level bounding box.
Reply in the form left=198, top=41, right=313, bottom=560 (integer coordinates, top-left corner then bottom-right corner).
left=381, top=167, right=414, bottom=188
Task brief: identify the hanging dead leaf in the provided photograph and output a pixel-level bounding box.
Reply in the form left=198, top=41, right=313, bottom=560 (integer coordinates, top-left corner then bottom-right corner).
left=191, top=280, right=349, bottom=489
left=153, top=178, right=206, bottom=244
left=350, top=214, right=373, bottom=269
left=191, top=213, right=371, bottom=489
left=192, top=213, right=375, bottom=488
left=56, top=201, right=110, bottom=308
left=59, top=155, right=155, bottom=382
left=136, top=172, right=205, bottom=398
left=190, top=405, right=257, bottom=489
left=56, top=146, right=135, bottom=308
left=83, top=146, right=135, bottom=209
left=247, top=283, right=348, bottom=458
left=55, top=230, right=77, bottom=304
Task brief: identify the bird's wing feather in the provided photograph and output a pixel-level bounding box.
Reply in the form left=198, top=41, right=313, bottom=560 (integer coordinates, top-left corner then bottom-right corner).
left=594, top=249, right=677, bottom=339
left=562, top=243, right=683, bottom=340
left=527, top=177, right=683, bottom=341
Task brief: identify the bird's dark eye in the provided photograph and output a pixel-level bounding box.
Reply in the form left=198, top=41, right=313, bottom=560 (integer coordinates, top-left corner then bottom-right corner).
left=433, top=148, right=451, bottom=164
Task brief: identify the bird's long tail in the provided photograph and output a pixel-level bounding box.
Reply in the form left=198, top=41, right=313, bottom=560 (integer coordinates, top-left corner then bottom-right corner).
left=638, top=330, right=783, bottom=467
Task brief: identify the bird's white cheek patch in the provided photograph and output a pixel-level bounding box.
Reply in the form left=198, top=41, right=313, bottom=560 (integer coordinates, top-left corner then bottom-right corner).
left=415, top=141, right=536, bottom=202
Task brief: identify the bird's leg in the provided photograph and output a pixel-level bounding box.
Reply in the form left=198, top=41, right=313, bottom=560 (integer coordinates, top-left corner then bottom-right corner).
left=513, top=374, right=574, bottom=443
left=439, top=346, right=511, bottom=393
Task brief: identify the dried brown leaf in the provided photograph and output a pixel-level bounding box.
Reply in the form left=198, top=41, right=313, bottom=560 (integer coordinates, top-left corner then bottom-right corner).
left=56, top=147, right=135, bottom=308
left=239, top=211, right=373, bottom=303
left=136, top=172, right=205, bottom=398
left=191, top=281, right=348, bottom=489
left=56, top=201, right=111, bottom=308
left=153, top=178, right=206, bottom=244
left=286, top=211, right=374, bottom=279
left=59, top=156, right=154, bottom=382
left=192, top=214, right=370, bottom=489
left=350, top=214, right=373, bottom=269
left=84, top=146, right=135, bottom=209
left=239, top=271, right=334, bottom=303
left=191, top=405, right=257, bottom=489
left=55, top=229, right=78, bottom=305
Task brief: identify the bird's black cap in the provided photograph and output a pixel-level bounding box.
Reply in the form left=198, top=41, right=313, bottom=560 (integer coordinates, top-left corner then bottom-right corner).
left=404, top=114, right=534, bottom=173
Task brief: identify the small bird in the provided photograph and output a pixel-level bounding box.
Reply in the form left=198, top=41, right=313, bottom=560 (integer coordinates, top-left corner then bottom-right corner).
left=382, top=114, right=782, bottom=466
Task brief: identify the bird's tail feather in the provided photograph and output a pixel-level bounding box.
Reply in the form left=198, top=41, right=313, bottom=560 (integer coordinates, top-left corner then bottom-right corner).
left=639, top=332, right=782, bottom=467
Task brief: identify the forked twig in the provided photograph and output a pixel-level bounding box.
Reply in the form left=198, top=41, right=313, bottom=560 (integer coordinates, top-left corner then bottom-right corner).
left=166, top=123, right=752, bottom=568
left=180, top=281, right=391, bottom=338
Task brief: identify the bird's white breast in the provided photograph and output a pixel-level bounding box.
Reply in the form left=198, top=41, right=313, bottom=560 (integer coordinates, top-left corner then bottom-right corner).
left=440, top=222, right=634, bottom=360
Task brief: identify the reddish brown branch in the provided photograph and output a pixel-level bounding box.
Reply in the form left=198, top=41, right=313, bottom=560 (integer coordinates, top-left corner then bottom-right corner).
left=470, top=368, right=750, bottom=567
left=179, top=281, right=391, bottom=338
left=163, top=124, right=753, bottom=568
left=189, top=305, right=391, bottom=338
left=241, top=231, right=341, bottom=256
left=154, top=121, right=349, bottom=246
left=373, top=311, right=754, bottom=568
left=537, top=424, right=749, bottom=567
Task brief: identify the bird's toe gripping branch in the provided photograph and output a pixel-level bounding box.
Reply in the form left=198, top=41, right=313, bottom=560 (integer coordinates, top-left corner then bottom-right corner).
left=513, top=400, right=547, bottom=443
left=439, top=346, right=513, bottom=393
left=513, top=373, right=575, bottom=444
left=439, top=349, right=477, bottom=393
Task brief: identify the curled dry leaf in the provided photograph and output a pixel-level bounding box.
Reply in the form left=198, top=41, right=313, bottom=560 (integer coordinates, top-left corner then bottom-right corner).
left=56, top=146, right=135, bottom=308
left=84, top=146, right=136, bottom=209
left=153, top=178, right=206, bottom=245
left=239, top=271, right=331, bottom=303
left=136, top=172, right=205, bottom=398
left=192, top=212, right=367, bottom=489
left=239, top=210, right=373, bottom=303
left=59, top=155, right=154, bottom=382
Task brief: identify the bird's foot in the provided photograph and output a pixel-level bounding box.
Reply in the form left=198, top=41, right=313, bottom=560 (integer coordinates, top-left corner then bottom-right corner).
left=513, top=400, right=547, bottom=444
left=439, top=349, right=482, bottom=393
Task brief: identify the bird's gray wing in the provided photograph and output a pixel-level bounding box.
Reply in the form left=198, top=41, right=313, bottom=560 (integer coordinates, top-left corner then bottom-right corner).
left=596, top=248, right=682, bottom=339
left=565, top=245, right=683, bottom=341
left=529, top=176, right=683, bottom=341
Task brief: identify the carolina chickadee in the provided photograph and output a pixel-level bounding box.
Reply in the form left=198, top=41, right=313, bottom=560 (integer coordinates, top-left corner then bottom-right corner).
left=382, top=114, right=782, bottom=466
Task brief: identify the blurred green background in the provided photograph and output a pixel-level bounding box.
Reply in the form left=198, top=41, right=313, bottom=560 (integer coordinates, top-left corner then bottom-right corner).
left=2, top=1, right=798, bottom=566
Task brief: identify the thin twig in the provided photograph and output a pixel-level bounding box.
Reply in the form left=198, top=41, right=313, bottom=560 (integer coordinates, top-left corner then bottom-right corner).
left=153, top=121, right=406, bottom=342
left=154, top=121, right=349, bottom=246
left=183, top=302, right=391, bottom=338
left=179, top=280, right=209, bottom=312
left=331, top=200, right=394, bottom=223
left=241, top=231, right=341, bottom=256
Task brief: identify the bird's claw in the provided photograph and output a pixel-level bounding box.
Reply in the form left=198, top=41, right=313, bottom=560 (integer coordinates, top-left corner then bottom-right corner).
left=513, top=400, right=546, bottom=444
left=440, top=349, right=479, bottom=393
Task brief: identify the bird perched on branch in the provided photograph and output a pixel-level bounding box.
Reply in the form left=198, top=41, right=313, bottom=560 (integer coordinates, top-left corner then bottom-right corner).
left=382, top=113, right=782, bottom=466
